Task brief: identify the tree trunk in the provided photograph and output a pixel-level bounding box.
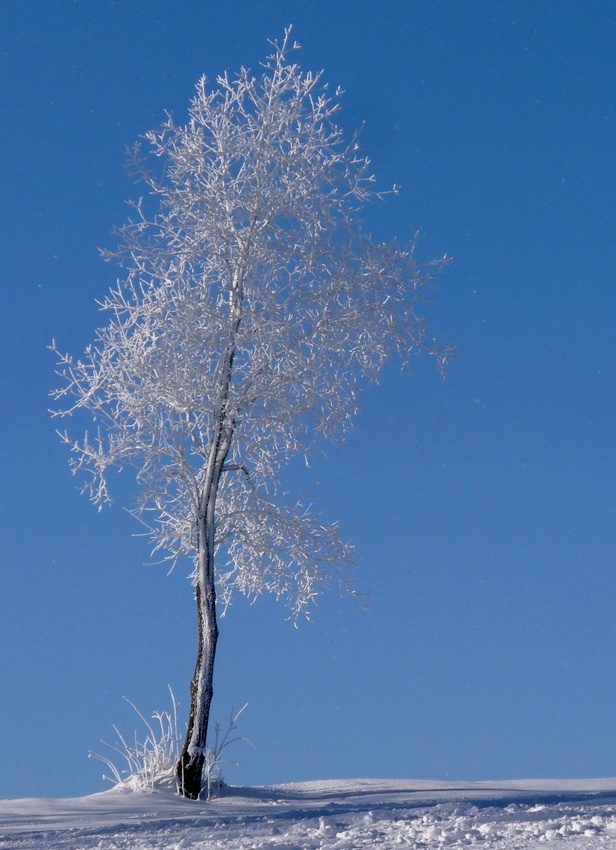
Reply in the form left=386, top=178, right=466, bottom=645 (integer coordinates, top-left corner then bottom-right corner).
left=176, top=565, right=219, bottom=798
left=176, top=423, right=230, bottom=798
left=176, top=266, right=242, bottom=798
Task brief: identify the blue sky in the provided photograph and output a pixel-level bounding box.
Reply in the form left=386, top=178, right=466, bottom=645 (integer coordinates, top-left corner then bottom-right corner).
left=1, top=1, right=615, bottom=799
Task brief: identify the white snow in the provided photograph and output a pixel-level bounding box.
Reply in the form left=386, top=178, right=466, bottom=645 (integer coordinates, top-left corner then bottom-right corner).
left=3, top=778, right=616, bottom=849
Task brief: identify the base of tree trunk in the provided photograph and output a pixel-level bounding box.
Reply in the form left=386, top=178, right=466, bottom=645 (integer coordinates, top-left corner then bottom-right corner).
left=176, top=751, right=205, bottom=800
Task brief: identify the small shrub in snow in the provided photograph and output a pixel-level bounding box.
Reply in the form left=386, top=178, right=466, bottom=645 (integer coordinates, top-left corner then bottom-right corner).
left=89, top=688, right=181, bottom=792
left=90, top=692, right=253, bottom=798
left=201, top=704, right=255, bottom=801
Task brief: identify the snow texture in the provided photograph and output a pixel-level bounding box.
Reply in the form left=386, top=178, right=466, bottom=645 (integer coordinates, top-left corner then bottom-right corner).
left=3, top=778, right=616, bottom=849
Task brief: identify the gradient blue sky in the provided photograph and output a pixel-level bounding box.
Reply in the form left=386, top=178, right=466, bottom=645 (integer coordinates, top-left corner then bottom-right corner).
left=1, top=1, right=615, bottom=799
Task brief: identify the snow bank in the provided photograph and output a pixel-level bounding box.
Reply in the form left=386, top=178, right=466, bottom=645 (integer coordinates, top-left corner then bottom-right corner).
left=2, top=778, right=616, bottom=848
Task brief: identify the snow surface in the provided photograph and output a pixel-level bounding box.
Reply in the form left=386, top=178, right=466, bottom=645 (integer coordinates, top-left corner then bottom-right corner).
left=3, top=778, right=616, bottom=848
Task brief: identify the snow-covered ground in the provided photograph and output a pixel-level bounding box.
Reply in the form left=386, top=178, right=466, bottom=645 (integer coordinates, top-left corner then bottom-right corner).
left=3, top=778, right=616, bottom=848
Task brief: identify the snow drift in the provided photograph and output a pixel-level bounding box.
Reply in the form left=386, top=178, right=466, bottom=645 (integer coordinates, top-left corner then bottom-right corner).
left=2, top=778, right=616, bottom=848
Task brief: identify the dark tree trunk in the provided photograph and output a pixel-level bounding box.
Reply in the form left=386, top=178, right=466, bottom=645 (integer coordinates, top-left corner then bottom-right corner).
left=175, top=433, right=230, bottom=798
left=176, top=578, right=219, bottom=798
left=175, top=287, right=241, bottom=798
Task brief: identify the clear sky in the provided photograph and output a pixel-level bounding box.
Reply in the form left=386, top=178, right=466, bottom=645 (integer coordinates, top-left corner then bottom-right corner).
left=1, top=1, right=615, bottom=800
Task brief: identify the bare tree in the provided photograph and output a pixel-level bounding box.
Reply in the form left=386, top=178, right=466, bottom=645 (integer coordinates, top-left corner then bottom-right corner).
left=52, top=30, right=449, bottom=799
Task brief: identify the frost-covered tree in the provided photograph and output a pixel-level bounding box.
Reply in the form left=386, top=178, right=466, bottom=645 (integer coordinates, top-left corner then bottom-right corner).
left=52, top=31, right=449, bottom=799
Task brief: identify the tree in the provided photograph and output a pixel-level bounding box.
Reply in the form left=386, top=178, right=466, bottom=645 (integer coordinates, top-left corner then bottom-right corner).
left=52, top=30, right=449, bottom=799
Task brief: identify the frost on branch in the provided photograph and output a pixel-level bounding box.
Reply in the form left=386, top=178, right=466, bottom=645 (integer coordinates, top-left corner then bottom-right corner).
left=51, top=29, right=449, bottom=616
